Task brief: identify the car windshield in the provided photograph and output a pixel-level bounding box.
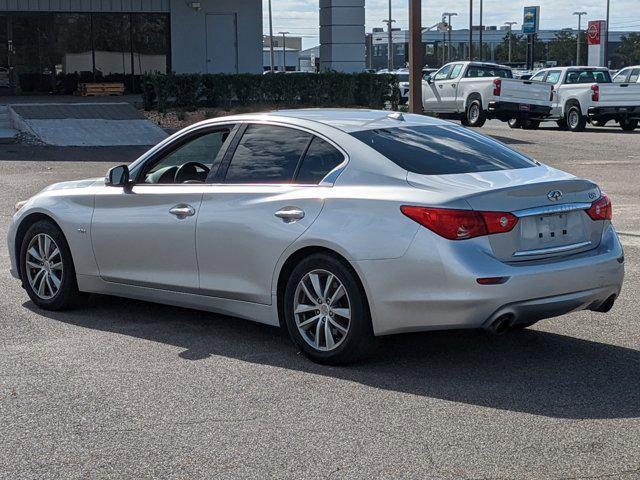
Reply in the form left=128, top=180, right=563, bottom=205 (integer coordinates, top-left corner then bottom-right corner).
left=565, top=70, right=612, bottom=84
left=350, top=125, right=536, bottom=175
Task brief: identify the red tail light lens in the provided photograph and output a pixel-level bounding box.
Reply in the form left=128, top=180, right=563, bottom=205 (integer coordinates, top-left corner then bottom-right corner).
left=586, top=194, right=612, bottom=221
left=400, top=206, right=518, bottom=240
left=591, top=84, right=599, bottom=102
left=493, top=78, right=502, bottom=96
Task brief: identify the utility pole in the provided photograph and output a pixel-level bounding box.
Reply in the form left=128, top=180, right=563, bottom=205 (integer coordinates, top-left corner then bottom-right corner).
left=478, top=0, right=483, bottom=61
left=408, top=0, right=422, bottom=113
left=443, top=12, right=458, bottom=62
left=573, top=12, right=587, bottom=66
left=278, top=31, right=289, bottom=72
left=468, top=0, right=473, bottom=60
left=504, top=21, right=517, bottom=63
left=268, top=0, right=275, bottom=72
left=384, top=0, right=395, bottom=71
left=604, top=0, right=610, bottom=67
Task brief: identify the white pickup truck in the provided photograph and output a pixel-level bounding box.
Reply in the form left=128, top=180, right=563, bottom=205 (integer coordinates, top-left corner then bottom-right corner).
left=420, top=61, right=553, bottom=128
left=528, top=67, right=640, bottom=132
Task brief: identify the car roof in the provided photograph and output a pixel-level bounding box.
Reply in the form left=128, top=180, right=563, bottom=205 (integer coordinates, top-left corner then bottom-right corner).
left=208, top=109, right=451, bottom=133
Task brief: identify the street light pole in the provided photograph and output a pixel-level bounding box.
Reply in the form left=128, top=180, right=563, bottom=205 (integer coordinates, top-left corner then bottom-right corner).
left=443, top=12, right=458, bottom=62
left=278, top=31, right=289, bottom=72
left=268, top=0, right=275, bottom=72
left=604, top=0, right=610, bottom=67
left=478, top=0, right=483, bottom=61
left=573, top=12, right=587, bottom=66
left=468, top=0, right=473, bottom=60
left=504, top=21, right=517, bottom=64
left=408, top=0, right=422, bottom=113
left=384, top=0, right=395, bottom=71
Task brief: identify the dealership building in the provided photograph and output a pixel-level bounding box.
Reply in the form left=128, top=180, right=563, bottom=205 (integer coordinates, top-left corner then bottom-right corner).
left=0, top=0, right=263, bottom=93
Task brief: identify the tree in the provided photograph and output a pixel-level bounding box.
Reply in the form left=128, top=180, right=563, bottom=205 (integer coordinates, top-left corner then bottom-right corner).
left=614, top=33, right=640, bottom=67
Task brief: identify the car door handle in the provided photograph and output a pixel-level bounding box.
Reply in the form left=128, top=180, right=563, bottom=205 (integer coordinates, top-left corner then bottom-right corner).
left=275, top=207, right=305, bottom=223
left=169, top=204, right=196, bottom=219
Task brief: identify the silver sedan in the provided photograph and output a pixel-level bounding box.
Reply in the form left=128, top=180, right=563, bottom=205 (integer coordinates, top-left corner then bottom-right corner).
left=7, top=110, right=624, bottom=364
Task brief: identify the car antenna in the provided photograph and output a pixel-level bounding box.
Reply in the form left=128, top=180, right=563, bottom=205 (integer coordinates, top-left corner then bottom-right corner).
left=387, top=112, right=405, bottom=121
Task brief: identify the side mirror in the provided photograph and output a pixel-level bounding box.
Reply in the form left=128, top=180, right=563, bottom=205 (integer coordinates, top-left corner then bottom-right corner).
left=105, top=165, right=130, bottom=188
left=424, top=74, right=432, bottom=84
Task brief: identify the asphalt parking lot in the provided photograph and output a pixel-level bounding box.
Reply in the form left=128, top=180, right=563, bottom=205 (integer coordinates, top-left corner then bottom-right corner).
left=1, top=121, right=639, bottom=479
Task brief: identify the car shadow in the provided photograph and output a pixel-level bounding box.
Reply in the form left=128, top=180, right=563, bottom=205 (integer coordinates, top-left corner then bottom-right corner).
left=25, top=294, right=640, bottom=421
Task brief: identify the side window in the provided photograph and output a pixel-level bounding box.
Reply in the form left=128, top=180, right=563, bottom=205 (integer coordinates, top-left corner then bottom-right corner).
left=613, top=69, right=630, bottom=83
left=224, top=124, right=312, bottom=184
left=629, top=69, right=640, bottom=83
left=545, top=71, right=561, bottom=84
left=434, top=65, right=452, bottom=81
left=530, top=71, right=546, bottom=82
left=295, top=137, right=344, bottom=184
left=449, top=64, right=464, bottom=79
left=144, top=129, right=230, bottom=184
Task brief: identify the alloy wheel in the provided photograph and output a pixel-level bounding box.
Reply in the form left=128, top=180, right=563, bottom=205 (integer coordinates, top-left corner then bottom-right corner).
left=568, top=109, right=579, bottom=129
left=293, top=269, right=351, bottom=351
left=469, top=104, right=480, bottom=123
left=25, top=233, right=63, bottom=300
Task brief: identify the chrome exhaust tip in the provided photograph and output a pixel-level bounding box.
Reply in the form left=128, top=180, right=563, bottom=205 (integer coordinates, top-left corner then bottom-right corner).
left=485, top=314, right=515, bottom=335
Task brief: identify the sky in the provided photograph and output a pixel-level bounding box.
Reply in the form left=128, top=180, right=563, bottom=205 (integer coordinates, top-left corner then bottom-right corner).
left=263, top=0, right=640, bottom=49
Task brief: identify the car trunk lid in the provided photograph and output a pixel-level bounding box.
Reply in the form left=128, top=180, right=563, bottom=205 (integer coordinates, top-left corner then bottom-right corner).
left=407, top=166, right=604, bottom=261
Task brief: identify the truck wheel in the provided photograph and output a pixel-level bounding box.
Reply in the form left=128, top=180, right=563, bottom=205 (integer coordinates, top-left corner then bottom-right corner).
left=460, top=113, right=470, bottom=126
left=466, top=99, right=486, bottom=128
left=620, top=119, right=638, bottom=131
left=566, top=105, right=586, bottom=132
left=507, top=118, right=522, bottom=129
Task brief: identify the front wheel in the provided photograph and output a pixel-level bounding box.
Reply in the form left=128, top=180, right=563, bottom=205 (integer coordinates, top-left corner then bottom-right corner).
left=465, top=99, right=486, bottom=128
left=283, top=253, right=375, bottom=365
left=566, top=105, right=586, bottom=132
left=620, top=118, right=638, bottom=131
left=19, top=220, right=86, bottom=310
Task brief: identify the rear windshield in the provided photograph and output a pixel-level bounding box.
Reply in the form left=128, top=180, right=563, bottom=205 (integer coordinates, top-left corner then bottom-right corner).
left=350, top=125, right=536, bottom=175
left=465, top=66, right=513, bottom=78
left=565, top=70, right=612, bottom=84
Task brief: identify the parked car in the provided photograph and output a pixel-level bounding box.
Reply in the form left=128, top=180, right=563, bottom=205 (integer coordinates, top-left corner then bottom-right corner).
left=398, top=68, right=438, bottom=104
left=8, top=110, right=624, bottom=364
left=421, top=61, right=553, bottom=128
left=528, top=67, right=640, bottom=131
left=612, top=66, right=640, bottom=84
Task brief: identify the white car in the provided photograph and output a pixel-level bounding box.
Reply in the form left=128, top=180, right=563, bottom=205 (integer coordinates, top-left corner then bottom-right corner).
left=612, top=66, right=640, bottom=84
left=529, top=67, right=640, bottom=131
left=421, top=61, right=553, bottom=128
left=8, top=110, right=624, bottom=364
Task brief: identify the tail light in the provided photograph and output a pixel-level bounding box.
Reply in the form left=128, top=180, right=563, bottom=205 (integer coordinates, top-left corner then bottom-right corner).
left=591, top=84, right=599, bottom=102
left=400, top=206, right=518, bottom=240
left=493, top=78, right=502, bottom=96
left=586, top=194, right=612, bottom=221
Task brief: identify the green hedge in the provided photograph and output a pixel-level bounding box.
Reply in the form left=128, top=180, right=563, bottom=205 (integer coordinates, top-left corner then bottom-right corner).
left=141, top=72, right=400, bottom=112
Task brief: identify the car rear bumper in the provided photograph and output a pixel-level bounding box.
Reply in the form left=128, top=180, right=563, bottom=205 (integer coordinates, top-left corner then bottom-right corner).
left=354, top=223, right=624, bottom=336
left=488, top=101, right=552, bottom=118
left=588, top=105, right=640, bottom=119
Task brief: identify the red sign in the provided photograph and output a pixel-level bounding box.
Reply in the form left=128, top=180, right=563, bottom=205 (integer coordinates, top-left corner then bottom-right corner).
left=588, top=21, right=602, bottom=45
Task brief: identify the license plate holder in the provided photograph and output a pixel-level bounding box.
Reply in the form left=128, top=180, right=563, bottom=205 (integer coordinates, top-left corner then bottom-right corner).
left=519, top=104, right=531, bottom=111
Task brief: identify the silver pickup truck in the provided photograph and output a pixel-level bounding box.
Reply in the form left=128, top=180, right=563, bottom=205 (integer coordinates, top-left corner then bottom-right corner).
left=420, top=61, right=553, bottom=128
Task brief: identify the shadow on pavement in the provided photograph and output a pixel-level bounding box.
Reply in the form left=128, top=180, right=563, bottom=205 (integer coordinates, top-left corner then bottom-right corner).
left=25, top=294, right=640, bottom=421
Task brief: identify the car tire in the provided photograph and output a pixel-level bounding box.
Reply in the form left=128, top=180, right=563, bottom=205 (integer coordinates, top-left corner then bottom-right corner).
left=19, top=220, right=86, bottom=311
left=466, top=99, right=486, bottom=128
left=460, top=113, right=470, bottom=126
left=620, top=118, right=638, bottom=131
left=507, top=118, right=522, bottom=129
left=566, top=105, right=586, bottom=132
left=283, top=253, right=376, bottom=365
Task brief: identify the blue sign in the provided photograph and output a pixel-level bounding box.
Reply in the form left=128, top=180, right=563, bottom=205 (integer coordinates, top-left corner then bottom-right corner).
left=523, top=6, right=540, bottom=35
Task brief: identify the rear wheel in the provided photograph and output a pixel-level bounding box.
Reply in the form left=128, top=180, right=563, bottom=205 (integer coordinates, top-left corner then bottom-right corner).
left=466, top=99, right=486, bottom=128
left=620, top=118, right=638, bottom=131
left=507, top=118, right=522, bottom=129
left=283, top=253, right=375, bottom=365
left=566, top=105, right=586, bottom=132
left=19, top=220, right=86, bottom=310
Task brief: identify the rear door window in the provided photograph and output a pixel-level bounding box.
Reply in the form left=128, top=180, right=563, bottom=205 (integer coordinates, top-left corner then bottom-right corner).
left=295, top=137, right=344, bottom=184
left=224, top=124, right=312, bottom=184
left=613, top=69, right=630, bottom=83
left=629, top=69, right=640, bottom=83
left=350, top=125, right=536, bottom=175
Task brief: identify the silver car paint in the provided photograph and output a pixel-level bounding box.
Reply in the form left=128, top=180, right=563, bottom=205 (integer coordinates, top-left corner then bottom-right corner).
left=8, top=110, right=624, bottom=336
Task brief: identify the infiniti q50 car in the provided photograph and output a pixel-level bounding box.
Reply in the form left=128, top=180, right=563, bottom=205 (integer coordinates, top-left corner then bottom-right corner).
left=8, top=110, right=624, bottom=364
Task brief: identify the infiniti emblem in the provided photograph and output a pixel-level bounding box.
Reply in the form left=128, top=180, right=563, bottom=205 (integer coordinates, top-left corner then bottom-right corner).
left=547, top=190, right=563, bottom=202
